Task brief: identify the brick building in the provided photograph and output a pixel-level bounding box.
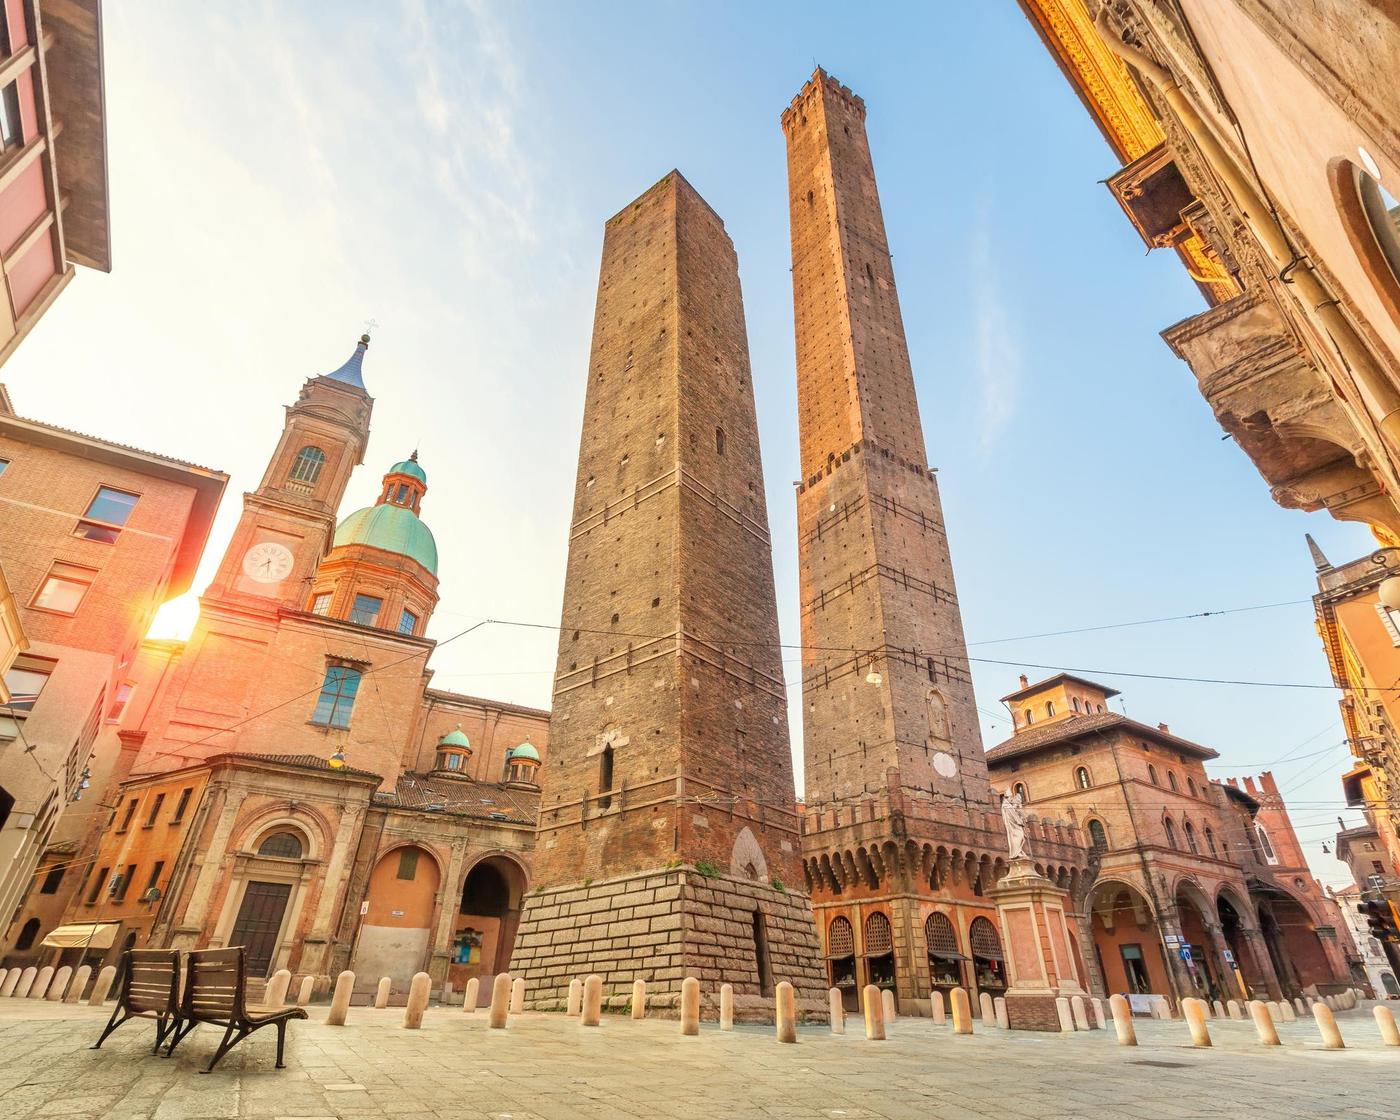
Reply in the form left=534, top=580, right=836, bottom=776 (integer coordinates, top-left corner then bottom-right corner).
left=511, top=171, right=827, bottom=1020
left=0, top=384, right=226, bottom=958
left=4, top=337, right=550, bottom=999
left=784, top=69, right=1091, bottom=1016
left=987, top=673, right=1353, bottom=1004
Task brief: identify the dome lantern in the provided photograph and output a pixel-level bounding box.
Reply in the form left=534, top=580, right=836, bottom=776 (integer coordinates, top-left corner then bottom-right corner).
left=434, top=725, right=472, bottom=775
left=505, top=741, right=541, bottom=787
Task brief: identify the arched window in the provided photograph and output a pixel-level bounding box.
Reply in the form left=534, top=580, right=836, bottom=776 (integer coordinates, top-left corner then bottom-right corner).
left=827, top=915, right=854, bottom=957
left=1075, top=766, right=1091, bottom=790
left=1184, top=821, right=1199, bottom=854
left=1046, top=701, right=1055, bottom=717
left=925, top=911, right=958, bottom=955
left=1072, top=697, right=1081, bottom=712
left=1187, top=777, right=1197, bottom=797
left=864, top=912, right=893, bottom=954
left=1256, top=824, right=1276, bottom=862
left=1167, top=771, right=1179, bottom=792
left=1164, top=817, right=1179, bottom=849
left=1148, top=765, right=1160, bottom=786
left=1012, top=782, right=1028, bottom=802
left=1205, top=827, right=1218, bottom=858
left=288, top=446, right=326, bottom=485
left=598, top=744, right=614, bottom=810
left=257, top=831, right=303, bottom=859
left=969, top=916, right=1005, bottom=992
left=715, top=427, right=725, bottom=455
left=1088, top=819, right=1108, bottom=851
left=15, top=917, right=40, bottom=950
left=1024, top=708, right=1034, bottom=725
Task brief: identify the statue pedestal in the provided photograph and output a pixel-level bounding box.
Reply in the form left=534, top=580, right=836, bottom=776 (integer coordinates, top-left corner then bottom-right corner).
left=987, top=857, right=1086, bottom=1031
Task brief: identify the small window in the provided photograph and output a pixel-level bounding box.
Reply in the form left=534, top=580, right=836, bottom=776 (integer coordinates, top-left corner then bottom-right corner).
left=1024, top=708, right=1034, bottom=726
left=258, top=831, right=303, bottom=859
left=73, top=486, right=139, bottom=542
left=87, top=866, right=109, bottom=904
left=114, top=864, right=136, bottom=900
left=171, top=787, right=192, bottom=823
left=107, top=681, right=135, bottom=722
left=349, top=594, right=382, bottom=627
left=398, top=608, right=418, bottom=636
left=1187, top=776, right=1197, bottom=797
left=3, top=661, right=52, bottom=714
left=1256, top=825, right=1277, bottom=863
left=598, top=744, right=615, bottom=810
left=289, top=445, right=326, bottom=484
left=1072, top=697, right=1081, bottom=712
left=117, top=798, right=138, bottom=832
left=715, top=427, right=726, bottom=456
left=1012, top=782, right=1028, bottom=801
left=312, top=665, right=361, bottom=728
left=143, top=793, right=166, bottom=827
left=1164, top=818, right=1178, bottom=850
left=32, top=561, right=98, bottom=614
left=1205, top=827, right=1218, bottom=858
left=1148, top=765, right=1159, bottom=786
left=39, top=865, right=64, bottom=894
left=1088, top=819, right=1108, bottom=851
left=145, top=862, right=165, bottom=892
left=15, top=918, right=40, bottom=951
left=1075, top=767, right=1091, bottom=790
left=1167, top=771, right=1179, bottom=792
left=309, top=592, right=332, bottom=616
left=1046, top=701, right=1055, bottom=717
left=0, top=457, right=8, bottom=475
left=1184, top=821, right=1199, bottom=854
left=397, top=848, right=420, bottom=880
left=0, top=79, right=20, bottom=151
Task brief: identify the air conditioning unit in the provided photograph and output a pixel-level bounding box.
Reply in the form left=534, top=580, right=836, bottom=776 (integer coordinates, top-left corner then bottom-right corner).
left=141, top=887, right=161, bottom=902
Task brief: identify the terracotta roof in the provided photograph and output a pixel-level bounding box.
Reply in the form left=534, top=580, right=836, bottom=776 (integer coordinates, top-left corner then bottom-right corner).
left=999, top=672, right=1121, bottom=704
left=0, top=400, right=225, bottom=475
left=423, top=688, right=549, bottom=720
left=224, top=752, right=384, bottom=781
left=985, top=711, right=1219, bottom=764
left=374, top=771, right=537, bottom=825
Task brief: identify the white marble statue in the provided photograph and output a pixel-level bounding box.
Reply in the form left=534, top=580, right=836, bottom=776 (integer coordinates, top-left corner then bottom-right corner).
left=1001, top=789, right=1028, bottom=861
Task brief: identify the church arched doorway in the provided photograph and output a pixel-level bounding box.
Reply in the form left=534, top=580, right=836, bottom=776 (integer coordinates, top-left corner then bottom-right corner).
left=352, top=845, right=441, bottom=987
left=451, top=854, right=527, bottom=991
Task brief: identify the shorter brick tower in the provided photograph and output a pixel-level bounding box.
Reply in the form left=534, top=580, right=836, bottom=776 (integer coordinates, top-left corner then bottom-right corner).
left=512, top=171, right=826, bottom=1019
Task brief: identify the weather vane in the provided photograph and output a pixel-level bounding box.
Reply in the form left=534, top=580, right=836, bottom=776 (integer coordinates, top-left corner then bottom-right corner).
left=363, top=317, right=380, bottom=338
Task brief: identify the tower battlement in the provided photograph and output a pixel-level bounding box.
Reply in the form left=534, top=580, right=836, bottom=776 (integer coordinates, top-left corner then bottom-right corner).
left=781, top=67, right=866, bottom=131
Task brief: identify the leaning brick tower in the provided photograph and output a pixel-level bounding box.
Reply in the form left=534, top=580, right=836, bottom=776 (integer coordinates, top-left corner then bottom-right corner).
left=513, top=171, right=827, bottom=1019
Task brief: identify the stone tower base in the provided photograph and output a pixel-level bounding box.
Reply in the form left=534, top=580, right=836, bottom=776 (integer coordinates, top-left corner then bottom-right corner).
left=512, top=867, right=829, bottom=1022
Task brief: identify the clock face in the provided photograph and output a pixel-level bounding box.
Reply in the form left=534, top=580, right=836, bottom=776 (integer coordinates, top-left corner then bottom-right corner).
left=242, top=541, right=295, bottom=584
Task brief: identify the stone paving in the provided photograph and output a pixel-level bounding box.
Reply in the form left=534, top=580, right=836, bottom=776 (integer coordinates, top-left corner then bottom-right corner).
left=0, top=998, right=1397, bottom=1120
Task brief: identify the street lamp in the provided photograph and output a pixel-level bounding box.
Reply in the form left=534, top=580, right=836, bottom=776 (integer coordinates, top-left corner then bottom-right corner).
left=328, top=749, right=346, bottom=770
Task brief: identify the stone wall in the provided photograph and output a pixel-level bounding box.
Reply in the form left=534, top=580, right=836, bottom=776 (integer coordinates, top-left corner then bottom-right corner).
left=514, top=867, right=828, bottom=1021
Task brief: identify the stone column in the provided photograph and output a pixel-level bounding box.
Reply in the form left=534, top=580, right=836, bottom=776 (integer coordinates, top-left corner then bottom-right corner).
left=986, top=858, right=1086, bottom=1031
left=1240, top=928, right=1284, bottom=1001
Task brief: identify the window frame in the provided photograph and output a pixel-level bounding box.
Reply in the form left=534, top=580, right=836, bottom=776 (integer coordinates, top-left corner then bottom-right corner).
left=398, top=607, right=419, bottom=636
left=30, top=561, right=99, bottom=616
left=73, top=485, right=140, bottom=543
left=348, top=593, right=383, bottom=627
left=309, top=592, right=332, bottom=616
left=311, top=664, right=362, bottom=729
left=288, top=445, right=327, bottom=485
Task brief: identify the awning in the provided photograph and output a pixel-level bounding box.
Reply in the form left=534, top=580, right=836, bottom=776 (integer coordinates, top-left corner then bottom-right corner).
left=972, top=947, right=1004, bottom=962
left=40, top=922, right=120, bottom=949
left=928, top=949, right=969, bottom=962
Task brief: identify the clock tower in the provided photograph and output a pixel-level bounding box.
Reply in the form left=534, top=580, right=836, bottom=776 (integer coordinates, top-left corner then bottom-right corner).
left=205, top=335, right=374, bottom=613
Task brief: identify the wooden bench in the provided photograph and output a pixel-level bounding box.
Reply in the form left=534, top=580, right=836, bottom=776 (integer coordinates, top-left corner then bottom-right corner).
left=91, top=949, right=183, bottom=1054
left=164, top=947, right=307, bottom=1072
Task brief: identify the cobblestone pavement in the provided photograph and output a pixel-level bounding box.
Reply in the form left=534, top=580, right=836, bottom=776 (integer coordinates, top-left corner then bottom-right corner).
left=1, top=999, right=1397, bottom=1120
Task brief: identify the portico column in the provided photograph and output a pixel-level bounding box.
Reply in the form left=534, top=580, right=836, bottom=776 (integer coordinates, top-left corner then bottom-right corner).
left=1241, top=927, right=1284, bottom=1001
left=1201, top=921, right=1243, bottom=1000
left=1074, top=910, right=1107, bottom=998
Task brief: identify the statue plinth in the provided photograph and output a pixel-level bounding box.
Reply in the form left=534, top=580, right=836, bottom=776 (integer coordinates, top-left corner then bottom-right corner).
left=986, top=857, right=1087, bottom=1031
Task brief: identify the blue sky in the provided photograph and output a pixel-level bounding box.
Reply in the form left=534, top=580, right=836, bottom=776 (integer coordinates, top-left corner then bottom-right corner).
left=4, top=1, right=1374, bottom=883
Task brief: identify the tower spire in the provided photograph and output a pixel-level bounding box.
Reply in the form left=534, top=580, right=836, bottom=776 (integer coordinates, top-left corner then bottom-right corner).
left=1306, top=533, right=1332, bottom=572
left=322, top=333, right=370, bottom=390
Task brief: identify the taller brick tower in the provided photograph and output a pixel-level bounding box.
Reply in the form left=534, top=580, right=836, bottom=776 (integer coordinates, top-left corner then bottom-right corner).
left=784, top=71, right=1064, bottom=1015
left=513, top=172, right=826, bottom=1019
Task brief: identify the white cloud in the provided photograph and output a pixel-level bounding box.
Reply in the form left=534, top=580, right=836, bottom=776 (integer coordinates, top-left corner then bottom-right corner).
left=971, top=203, right=1022, bottom=454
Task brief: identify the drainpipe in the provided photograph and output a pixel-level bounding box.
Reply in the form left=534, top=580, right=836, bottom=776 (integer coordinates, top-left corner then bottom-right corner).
left=1093, top=10, right=1400, bottom=450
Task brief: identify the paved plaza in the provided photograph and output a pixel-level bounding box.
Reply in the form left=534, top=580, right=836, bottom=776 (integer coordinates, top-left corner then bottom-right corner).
left=0, top=999, right=1397, bottom=1120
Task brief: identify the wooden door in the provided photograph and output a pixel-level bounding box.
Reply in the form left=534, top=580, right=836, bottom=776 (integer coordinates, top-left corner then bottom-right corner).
left=229, top=881, right=291, bottom=977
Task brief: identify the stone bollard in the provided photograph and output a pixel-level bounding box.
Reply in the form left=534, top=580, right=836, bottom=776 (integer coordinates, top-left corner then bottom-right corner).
left=1293, top=997, right=1306, bottom=1017
left=862, top=984, right=885, bottom=1041
left=46, top=966, right=72, bottom=1001
left=1054, top=996, right=1074, bottom=1032
left=1151, top=995, right=1171, bottom=1020
left=776, top=981, right=797, bottom=1044
left=978, top=991, right=995, bottom=1024
left=0, top=968, right=18, bottom=997
left=1226, top=999, right=1244, bottom=1020
left=1374, top=1005, right=1400, bottom=1046
left=1183, top=998, right=1211, bottom=1048
left=0, top=968, right=7, bottom=993
left=374, top=977, right=391, bottom=1008
left=1249, top=1000, right=1280, bottom=1046
left=266, top=969, right=292, bottom=1007
left=87, top=965, right=116, bottom=1006
left=881, top=988, right=898, bottom=1025
left=680, top=977, right=700, bottom=1036
left=1280, top=1000, right=1297, bottom=1023
left=463, top=977, right=479, bottom=1014
left=489, top=973, right=512, bottom=1029
left=15, top=967, right=38, bottom=998
left=30, top=966, right=54, bottom=999
left=1324, top=994, right=1337, bottom=1011
left=995, top=996, right=1010, bottom=1030
left=403, top=972, right=431, bottom=1029
left=930, top=991, right=946, bottom=1025
left=1211, top=999, right=1225, bottom=1019
left=1071, top=995, right=1090, bottom=1031
left=720, top=983, right=734, bottom=1031
left=296, top=976, right=315, bottom=1007
left=950, top=987, right=973, bottom=1035
left=566, top=977, right=582, bottom=1017
left=828, top=988, right=844, bottom=1034
left=510, top=976, right=525, bottom=1015
left=442, top=981, right=453, bottom=1005
left=1109, top=994, right=1137, bottom=1047
left=581, top=975, right=602, bottom=1027
left=65, top=965, right=91, bottom=1004
left=1265, top=1000, right=1282, bottom=1021
left=631, top=979, right=647, bottom=1020
left=1091, top=997, right=1105, bottom=1029
left=1313, top=1001, right=1344, bottom=1049
left=327, top=971, right=355, bottom=1026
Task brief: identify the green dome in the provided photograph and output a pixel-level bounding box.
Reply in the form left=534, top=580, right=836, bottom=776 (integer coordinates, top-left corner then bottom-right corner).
left=333, top=504, right=438, bottom=574
left=438, top=727, right=470, bottom=749
left=388, top=457, right=427, bottom=484
left=509, top=742, right=540, bottom=762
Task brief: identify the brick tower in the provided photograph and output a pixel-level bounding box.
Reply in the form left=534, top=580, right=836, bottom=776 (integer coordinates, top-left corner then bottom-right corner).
left=784, top=72, right=1075, bottom=1015
left=513, top=171, right=827, bottom=1019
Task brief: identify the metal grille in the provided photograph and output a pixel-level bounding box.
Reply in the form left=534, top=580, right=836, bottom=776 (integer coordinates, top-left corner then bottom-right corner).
left=969, top=916, right=1003, bottom=960
left=827, top=916, right=854, bottom=957
left=864, top=912, right=893, bottom=954
left=925, top=912, right=958, bottom=955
